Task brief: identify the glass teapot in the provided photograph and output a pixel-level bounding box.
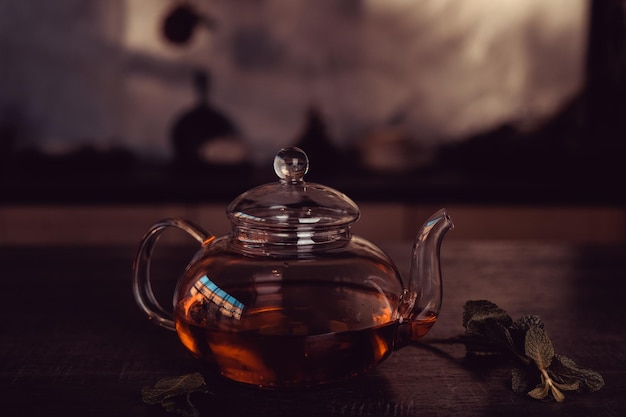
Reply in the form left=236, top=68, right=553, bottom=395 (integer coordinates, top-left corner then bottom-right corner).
left=132, top=147, right=453, bottom=388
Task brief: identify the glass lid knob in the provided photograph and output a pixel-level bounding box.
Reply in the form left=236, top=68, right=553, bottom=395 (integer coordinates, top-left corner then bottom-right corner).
left=273, top=147, right=309, bottom=184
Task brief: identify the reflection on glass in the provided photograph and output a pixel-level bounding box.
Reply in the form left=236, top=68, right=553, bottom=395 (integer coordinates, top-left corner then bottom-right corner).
left=190, top=275, right=244, bottom=320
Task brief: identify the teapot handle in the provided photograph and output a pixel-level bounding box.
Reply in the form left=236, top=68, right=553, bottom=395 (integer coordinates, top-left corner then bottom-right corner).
left=132, top=218, right=214, bottom=331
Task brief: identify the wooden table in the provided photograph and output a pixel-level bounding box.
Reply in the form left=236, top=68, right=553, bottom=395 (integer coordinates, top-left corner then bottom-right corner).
left=1, top=241, right=625, bottom=416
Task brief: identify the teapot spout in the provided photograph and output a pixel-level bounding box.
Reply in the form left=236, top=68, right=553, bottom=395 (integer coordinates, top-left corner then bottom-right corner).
left=400, top=209, right=453, bottom=331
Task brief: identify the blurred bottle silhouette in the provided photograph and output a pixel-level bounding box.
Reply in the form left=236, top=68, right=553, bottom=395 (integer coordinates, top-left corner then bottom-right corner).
left=170, top=70, right=247, bottom=174
left=295, top=106, right=353, bottom=179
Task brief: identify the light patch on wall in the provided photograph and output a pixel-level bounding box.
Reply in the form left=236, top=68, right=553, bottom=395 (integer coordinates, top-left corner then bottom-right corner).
left=124, top=0, right=169, bottom=55
left=0, top=0, right=590, bottom=167
left=204, top=0, right=589, bottom=163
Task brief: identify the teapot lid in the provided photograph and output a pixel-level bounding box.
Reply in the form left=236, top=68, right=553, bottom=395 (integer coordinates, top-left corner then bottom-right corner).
left=227, top=147, right=360, bottom=229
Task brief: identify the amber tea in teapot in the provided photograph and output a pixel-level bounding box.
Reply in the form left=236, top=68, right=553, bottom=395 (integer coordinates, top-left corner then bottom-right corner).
left=133, top=147, right=452, bottom=388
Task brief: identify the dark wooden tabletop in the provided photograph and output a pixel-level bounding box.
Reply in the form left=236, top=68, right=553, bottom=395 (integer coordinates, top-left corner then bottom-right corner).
left=1, top=240, right=625, bottom=416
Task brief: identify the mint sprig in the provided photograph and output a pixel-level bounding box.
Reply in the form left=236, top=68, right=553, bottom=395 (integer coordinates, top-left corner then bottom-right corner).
left=142, top=372, right=211, bottom=417
left=458, top=300, right=605, bottom=402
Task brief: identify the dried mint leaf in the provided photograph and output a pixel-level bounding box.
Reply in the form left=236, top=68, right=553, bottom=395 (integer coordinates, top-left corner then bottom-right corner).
left=512, top=366, right=536, bottom=394
left=161, top=395, right=202, bottom=417
left=512, top=315, right=545, bottom=331
left=509, top=315, right=545, bottom=355
left=142, top=372, right=207, bottom=403
left=463, top=300, right=513, bottom=335
left=462, top=300, right=515, bottom=356
left=142, top=373, right=210, bottom=417
left=528, top=382, right=551, bottom=400
left=524, top=325, right=554, bottom=370
left=548, top=354, right=605, bottom=393
left=457, top=300, right=605, bottom=403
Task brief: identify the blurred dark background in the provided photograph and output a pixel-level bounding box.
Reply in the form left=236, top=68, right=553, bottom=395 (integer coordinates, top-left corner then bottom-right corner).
left=1, top=0, right=625, bottom=244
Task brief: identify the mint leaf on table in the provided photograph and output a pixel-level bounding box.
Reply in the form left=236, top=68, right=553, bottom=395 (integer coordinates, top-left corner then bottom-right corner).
left=142, top=373, right=211, bottom=417
left=460, top=300, right=516, bottom=357
left=463, top=300, right=513, bottom=333
left=458, top=300, right=605, bottom=402
left=549, top=354, right=606, bottom=392
left=524, top=325, right=554, bottom=370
